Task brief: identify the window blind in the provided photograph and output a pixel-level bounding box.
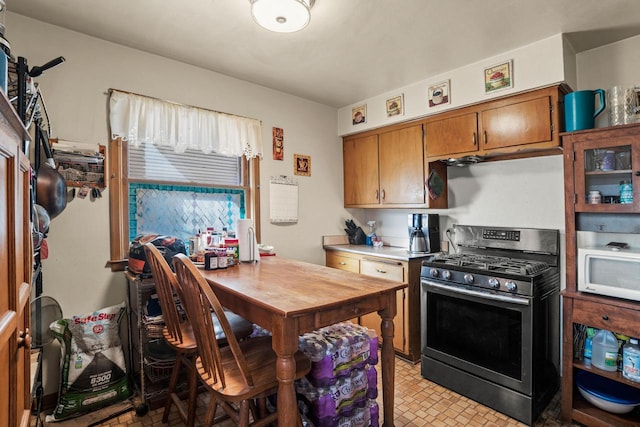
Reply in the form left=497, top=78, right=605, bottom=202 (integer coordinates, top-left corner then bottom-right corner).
left=128, top=142, right=240, bottom=186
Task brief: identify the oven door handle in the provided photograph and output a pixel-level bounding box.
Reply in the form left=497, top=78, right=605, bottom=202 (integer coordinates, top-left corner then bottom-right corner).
left=424, top=281, right=530, bottom=306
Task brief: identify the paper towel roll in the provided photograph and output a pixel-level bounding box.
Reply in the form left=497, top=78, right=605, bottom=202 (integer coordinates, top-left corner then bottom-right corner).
left=238, top=219, right=259, bottom=262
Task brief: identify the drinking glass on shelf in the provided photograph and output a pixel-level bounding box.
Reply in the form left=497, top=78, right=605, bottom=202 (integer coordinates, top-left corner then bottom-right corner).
left=592, top=149, right=605, bottom=171
left=616, top=151, right=631, bottom=170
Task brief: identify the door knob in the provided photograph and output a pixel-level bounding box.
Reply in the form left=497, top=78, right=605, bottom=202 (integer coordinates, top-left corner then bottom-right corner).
left=18, top=328, right=31, bottom=348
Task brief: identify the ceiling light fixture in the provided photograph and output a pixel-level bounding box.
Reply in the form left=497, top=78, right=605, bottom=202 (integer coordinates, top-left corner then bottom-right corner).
left=250, top=0, right=315, bottom=33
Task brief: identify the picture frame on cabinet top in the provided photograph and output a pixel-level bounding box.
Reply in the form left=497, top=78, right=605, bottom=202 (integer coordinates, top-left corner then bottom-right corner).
left=386, top=94, right=404, bottom=117
left=484, top=59, right=513, bottom=93
left=428, top=80, right=450, bottom=108
left=352, top=104, right=366, bottom=125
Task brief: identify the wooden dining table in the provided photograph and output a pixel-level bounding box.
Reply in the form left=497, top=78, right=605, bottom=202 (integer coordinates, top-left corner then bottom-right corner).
left=199, top=256, right=406, bottom=427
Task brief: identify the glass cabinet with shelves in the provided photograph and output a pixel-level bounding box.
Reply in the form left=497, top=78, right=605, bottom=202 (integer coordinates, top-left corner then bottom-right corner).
left=566, top=124, right=640, bottom=213
left=562, top=122, right=640, bottom=426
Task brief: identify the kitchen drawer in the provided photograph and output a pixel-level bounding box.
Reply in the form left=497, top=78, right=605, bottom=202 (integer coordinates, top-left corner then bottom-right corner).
left=360, top=259, right=405, bottom=283
left=326, top=252, right=360, bottom=273
left=572, top=299, right=640, bottom=336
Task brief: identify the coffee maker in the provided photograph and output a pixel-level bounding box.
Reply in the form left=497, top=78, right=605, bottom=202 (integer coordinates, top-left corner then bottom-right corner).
left=408, top=213, right=440, bottom=253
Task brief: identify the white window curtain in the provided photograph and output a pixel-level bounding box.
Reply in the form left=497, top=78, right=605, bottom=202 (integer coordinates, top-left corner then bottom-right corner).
left=108, top=90, right=263, bottom=158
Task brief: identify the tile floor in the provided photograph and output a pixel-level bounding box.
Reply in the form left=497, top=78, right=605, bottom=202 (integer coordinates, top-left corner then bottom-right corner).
left=38, top=356, right=579, bottom=427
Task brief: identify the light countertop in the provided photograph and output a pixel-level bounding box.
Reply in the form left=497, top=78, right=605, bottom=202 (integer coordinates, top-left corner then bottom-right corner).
left=323, top=243, right=439, bottom=261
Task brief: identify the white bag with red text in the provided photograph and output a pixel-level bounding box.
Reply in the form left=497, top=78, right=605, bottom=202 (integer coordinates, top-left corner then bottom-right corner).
left=46, top=302, right=131, bottom=421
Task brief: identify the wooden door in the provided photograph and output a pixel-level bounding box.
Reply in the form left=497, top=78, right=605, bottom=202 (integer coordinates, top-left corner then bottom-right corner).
left=0, top=98, right=32, bottom=427
left=343, top=135, right=379, bottom=206
left=480, top=95, right=552, bottom=150
left=378, top=124, right=424, bottom=205
left=424, top=112, right=478, bottom=158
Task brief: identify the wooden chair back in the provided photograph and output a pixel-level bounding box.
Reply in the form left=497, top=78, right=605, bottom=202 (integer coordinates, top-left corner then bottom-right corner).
left=144, top=243, right=187, bottom=344
left=172, top=253, right=255, bottom=390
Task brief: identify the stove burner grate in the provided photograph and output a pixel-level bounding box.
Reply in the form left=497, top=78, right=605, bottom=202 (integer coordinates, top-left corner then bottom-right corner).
left=434, top=254, right=549, bottom=276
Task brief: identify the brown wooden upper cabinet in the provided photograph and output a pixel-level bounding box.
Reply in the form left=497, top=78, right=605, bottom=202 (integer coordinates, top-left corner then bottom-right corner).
left=424, top=84, right=569, bottom=161
left=343, top=123, right=448, bottom=208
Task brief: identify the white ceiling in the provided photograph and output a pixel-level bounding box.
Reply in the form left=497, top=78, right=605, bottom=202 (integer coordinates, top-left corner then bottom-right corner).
left=8, top=0, right=640, bottom=107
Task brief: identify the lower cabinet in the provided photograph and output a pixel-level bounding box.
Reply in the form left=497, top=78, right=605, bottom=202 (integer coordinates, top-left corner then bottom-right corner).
left=562, top=292, right=640, bottom=426
left=325, top=249, right=422, bottom=362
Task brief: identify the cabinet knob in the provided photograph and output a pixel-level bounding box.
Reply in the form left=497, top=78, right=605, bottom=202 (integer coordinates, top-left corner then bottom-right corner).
left=472, top=132, right=477, bottom=146
left=381, top=189, right=385, bottom=200
left=483, top=131, right=488, bottom=145
left=635, top=171, right=640, bottom=176
left=602, top=315, right=609, bottom=321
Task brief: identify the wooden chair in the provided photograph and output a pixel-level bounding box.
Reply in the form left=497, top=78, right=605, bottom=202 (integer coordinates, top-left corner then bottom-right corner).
left=172, top=253, right=312, bottom=427
left=143, top=243, right=252, bottom=426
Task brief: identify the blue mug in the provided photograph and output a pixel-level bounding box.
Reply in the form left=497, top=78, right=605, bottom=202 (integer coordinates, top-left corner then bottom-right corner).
left=565, top=89, right=606, bottom=132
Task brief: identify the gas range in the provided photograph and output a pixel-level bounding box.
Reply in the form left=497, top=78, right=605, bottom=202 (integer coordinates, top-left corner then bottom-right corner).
left=419, top=224, right=561, bottom=424
left=421, top=224, right=560, bottom=298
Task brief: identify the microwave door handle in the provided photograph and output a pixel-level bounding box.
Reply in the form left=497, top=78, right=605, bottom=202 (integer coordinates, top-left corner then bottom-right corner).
left=423, top=280, right=531, bottom=306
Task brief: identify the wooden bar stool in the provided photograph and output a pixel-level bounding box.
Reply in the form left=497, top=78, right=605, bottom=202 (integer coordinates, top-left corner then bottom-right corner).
left=144, top=243, right=252, bottom=426
left=173, top=253, right=312, bottom=427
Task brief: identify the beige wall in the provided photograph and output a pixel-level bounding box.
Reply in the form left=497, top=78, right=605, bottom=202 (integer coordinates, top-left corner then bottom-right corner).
left=337, top=34, right=567, bottom=136
left=576, top=34, right=640, bottom=128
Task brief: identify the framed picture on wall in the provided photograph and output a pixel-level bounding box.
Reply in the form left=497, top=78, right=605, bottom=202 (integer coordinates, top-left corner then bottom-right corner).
left=428, top=80, right=450, bottom=107
left=352, top=104, right=366, bottom=125
left=294, top=154, right=311, bottom=176
left=386, top=94, right=404, bottom=117
left=484, top=60, right=513, bottom=93
left=272, top=127, right=284, bottom=160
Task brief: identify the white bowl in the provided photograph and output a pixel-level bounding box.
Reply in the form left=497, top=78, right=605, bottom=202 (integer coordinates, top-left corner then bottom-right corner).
left=578, top=385, right=639, bottom=414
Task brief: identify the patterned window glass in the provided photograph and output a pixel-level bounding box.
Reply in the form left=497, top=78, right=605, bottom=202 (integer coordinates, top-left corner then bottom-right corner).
left=129, top=183, right=245, bottom=242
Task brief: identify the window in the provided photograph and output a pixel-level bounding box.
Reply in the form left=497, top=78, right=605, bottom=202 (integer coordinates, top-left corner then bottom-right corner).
left=108, top=139, right=260, bottom=270
left=107, top=90, right=263, bottom=271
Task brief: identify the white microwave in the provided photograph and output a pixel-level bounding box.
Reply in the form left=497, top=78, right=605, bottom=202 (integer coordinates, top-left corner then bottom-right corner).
left=578, top=247, right=640, bottom=301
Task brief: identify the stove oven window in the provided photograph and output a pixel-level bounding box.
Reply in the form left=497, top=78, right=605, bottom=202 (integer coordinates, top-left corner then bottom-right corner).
left=426, top=292, right=522, bottom=380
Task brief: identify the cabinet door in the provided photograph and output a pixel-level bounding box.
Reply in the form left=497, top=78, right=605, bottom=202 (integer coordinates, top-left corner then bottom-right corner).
left=378, top=124, right=425, bottom=204
left=359, top=259, right=406, bottom=353
left=424, top=112, right=478, bottom=157
left=343, top=135, right=379, bottom=206
left=480, top=95, right=551, bottom=149
left=571, top=137, right=639, bottom=213
left=359, top=289, right=406, bottom=354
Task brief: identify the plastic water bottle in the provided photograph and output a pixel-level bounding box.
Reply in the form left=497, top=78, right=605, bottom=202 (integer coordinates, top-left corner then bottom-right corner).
left=591, top=329, right=619, bottom=371
left=623, top=338, right=640, bottom=382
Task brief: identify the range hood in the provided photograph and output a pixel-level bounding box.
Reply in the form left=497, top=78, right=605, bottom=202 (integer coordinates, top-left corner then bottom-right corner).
left=442, top=155, right=484, bottom=167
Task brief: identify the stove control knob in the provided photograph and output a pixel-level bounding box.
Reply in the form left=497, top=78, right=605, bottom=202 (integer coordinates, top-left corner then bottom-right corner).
left=505, top=281, right=517, bottom=292
left=442, top=270, right=452, bottom=280
left=464, top=273, right=474, bottom=284
left=430, top=268, right=439, bottom=278
left=488, top=278, right=500, bottom=289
